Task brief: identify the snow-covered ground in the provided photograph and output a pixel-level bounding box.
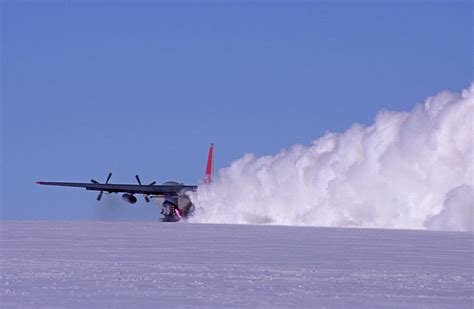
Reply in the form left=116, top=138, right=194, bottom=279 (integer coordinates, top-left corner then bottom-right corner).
left=1, top=221, right=472, bottom=308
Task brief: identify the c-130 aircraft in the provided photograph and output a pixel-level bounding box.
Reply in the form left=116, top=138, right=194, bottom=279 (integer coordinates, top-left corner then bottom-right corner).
left=37, top=144, right=214, bottom=222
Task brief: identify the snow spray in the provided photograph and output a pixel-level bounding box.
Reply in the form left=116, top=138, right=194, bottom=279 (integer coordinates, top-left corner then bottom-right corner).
left=191, top=84, right=473, bottom=231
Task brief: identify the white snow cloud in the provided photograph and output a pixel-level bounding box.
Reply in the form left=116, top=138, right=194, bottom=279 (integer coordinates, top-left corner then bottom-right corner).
left=425, top=185, right=473, bottom=232
left=190, top=84, right=474, bottom=231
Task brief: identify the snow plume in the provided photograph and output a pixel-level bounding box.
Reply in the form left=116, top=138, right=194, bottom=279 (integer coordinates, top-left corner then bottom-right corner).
left=190, top=84, right=474, bottom=231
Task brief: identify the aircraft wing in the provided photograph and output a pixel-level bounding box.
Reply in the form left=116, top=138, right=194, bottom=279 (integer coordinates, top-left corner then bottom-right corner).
left=36, top=181, right=197, bottom=196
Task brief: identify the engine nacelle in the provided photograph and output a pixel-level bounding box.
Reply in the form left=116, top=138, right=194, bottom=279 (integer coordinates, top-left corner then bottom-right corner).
left=122, top=193, right=137, bottom=204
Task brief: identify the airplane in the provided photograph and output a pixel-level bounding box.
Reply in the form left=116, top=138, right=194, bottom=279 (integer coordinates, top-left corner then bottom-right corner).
left=37, top=143, right=214, bottom=222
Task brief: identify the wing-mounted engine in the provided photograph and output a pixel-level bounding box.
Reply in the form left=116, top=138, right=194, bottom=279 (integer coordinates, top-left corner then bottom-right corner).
left=135, top=175, right=156, bottom=203
left=122, top=193, right=138, bottom=204
left=90, top=172, right=113, bottom=201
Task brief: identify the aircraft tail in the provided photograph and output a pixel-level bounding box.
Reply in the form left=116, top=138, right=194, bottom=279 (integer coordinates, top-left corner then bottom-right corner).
left=204, top=143, right=214, bottom=183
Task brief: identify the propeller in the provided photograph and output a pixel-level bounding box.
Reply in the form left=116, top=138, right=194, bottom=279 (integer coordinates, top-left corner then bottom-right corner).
left=91, top=172, right=112, bottom=201
left=135, top=175, right=156, bottom=203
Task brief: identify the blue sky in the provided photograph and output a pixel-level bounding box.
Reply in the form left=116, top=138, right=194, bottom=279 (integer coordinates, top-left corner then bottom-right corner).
left=1, top=1, right=472, bottom=220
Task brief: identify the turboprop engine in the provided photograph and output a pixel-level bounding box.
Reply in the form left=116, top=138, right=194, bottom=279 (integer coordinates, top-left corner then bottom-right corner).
left=122, top=193, right=137, bottom=204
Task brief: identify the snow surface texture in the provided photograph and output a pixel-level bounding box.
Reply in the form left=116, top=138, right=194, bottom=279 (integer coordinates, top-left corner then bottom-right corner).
left=191, top=85, right=474, bottom=231
left=1, top=222, right=473, bottom=308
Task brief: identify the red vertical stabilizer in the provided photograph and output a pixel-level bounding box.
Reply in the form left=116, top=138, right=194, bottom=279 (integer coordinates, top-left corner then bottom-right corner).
left=204, top=143, right=214, bottom=183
